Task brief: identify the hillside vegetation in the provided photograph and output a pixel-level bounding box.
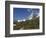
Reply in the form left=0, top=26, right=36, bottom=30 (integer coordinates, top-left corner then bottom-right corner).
left=13, top=17, right=39, bottom=30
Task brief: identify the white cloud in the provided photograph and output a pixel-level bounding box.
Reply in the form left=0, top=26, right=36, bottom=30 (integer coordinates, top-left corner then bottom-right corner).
left=27, top=9, right=32, bottom=13
left=17, top=19, right=26, bottom=22
left=27, top=12, right=33, bottom=20
left=27, top=9, right=31, bottom=12
left=17, top=20, right=21, bottom=22
left=26, top=8, right=33, bottom=20
left=22, top=19, right=26, bottom=22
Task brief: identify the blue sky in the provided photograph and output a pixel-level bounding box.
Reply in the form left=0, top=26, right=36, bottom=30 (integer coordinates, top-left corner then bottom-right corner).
left=13, top=8, right=39, bottom=21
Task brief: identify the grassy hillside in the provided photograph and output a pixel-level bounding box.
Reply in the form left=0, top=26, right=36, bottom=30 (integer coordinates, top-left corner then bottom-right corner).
left=13, top=17, right=39, bottom=30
